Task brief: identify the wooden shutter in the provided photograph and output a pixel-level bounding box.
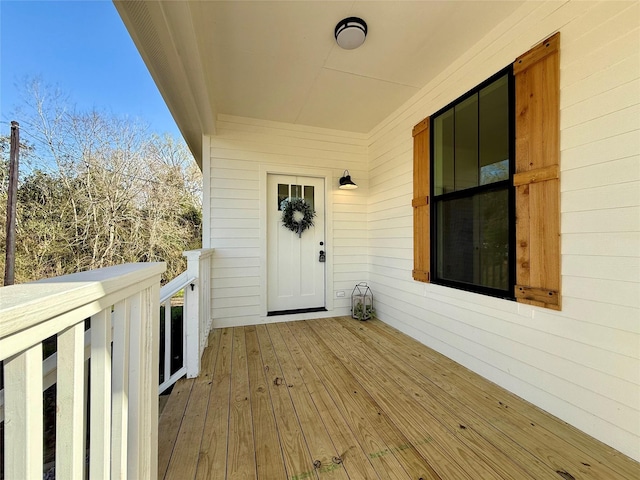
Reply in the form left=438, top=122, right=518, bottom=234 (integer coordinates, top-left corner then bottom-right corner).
left=513, top=33, right=561, bottom=310
left=412, top=117, right=430, bottom=282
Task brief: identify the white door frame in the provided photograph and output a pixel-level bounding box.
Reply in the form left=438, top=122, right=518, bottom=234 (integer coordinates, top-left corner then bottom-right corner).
left=259, top=164, right=334, bottom=319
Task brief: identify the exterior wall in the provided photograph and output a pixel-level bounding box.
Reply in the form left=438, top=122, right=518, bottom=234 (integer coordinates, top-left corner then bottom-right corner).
left=367, top=0, right=639, bottom=461
left=206, top=114, right=368, bottom=327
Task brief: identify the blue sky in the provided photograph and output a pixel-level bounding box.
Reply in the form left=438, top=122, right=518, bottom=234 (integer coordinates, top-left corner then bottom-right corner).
left=0, top=0, right=180, bottom=137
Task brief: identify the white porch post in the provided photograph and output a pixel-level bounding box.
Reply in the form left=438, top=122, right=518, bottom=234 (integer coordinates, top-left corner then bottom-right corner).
left=183, top=248, right=214, bottom=378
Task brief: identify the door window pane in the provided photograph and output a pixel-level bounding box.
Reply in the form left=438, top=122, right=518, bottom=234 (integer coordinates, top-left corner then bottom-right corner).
left=277, top=183, right=289, bottom=210
left=304, top=185, right=315, bottom=211
left=291, top=184, right=302, bottom=199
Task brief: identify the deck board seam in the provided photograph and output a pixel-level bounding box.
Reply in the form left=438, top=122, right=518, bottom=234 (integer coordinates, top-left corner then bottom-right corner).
left=264, top=323, right=321, bottom=479
left=189, top=329, right=223, bottom=479
left=257, top=324, right=317, bottom=479
left=291, top=319, right=420, bottom=480
left=251, top=324, right=289, bottom=479
left=242, top=327, right=260, bottom=479
left=223, top=328, right=234, bottom=480
left=313, top=318, right=467, bottom=480
left=158, top=378, right=195, bottom=480
left=274, top=321, right=376, bottom=479
left=277, top=321, right=385, bottom=480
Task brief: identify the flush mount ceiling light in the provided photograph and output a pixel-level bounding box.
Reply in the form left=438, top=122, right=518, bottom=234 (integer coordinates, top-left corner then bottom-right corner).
left=334, top=17, right=367, bottom=50
left=339, top=170, right=358, bottom=189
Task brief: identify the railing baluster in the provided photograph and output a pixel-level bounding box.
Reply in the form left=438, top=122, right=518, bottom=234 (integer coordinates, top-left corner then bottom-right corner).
left=4, top=344, right=43, bottom=479
left=128, top=285, right=160, bottom=478
left=83, top=350, right=90, bottom=477
left=164, top=298, right=172, bottom=382
left=56, top=322, right=86, bottom=479
left=146, top=284, right=160, bottom=477
left=112, top=299, right=131, bottom=478
left=90, top=308, right=112, bottom=478
left=128, top=290, right=143, bottom=477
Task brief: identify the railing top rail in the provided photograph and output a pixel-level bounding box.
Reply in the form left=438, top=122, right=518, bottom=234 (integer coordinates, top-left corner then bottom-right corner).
left=0, top=262, right=165, bottom=339
left=160, top=271, right=197, bottom=304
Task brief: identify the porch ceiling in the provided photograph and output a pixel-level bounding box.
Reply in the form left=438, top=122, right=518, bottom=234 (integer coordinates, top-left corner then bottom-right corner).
left=114, top=1, right=523, bottom=165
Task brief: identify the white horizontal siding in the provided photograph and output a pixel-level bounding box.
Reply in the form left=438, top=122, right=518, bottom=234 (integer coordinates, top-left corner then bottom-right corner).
left=367, top=0, right=640, bottom=462
left=207, top=115, right=368, bottom=327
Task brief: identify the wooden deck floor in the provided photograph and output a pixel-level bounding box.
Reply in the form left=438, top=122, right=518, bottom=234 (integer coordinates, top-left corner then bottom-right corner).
left=158, top=317, right=639, bottom=480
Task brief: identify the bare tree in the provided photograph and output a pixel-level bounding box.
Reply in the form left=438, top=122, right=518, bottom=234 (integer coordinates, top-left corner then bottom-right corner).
left=0, top=79, right=202, bottom=284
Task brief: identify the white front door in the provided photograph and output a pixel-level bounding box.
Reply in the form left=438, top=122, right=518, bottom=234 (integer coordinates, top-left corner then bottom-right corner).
left=267, top=174, right=325, bottom=313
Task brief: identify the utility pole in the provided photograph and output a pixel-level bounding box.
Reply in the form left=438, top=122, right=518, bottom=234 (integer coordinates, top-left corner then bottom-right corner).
left=4, top=121, right=19, bottom=286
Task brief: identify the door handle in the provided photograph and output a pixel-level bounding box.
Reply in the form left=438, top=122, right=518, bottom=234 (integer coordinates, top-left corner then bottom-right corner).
left=318, top=250, right=326, bottom=263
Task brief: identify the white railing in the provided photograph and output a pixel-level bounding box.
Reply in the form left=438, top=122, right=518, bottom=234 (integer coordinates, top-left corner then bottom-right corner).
left=0, top=263, right=165, bottom=480
left=158, top=271, right=193, bottom=394
left=157, top=248, right=213, bottom=394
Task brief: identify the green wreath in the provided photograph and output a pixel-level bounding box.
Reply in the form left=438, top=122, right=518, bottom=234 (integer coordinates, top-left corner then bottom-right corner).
left=280, top=198, right=315, bottom=237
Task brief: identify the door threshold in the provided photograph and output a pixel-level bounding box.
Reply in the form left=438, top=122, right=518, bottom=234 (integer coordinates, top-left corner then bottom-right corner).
left=267, top=307, right=327, bottom=317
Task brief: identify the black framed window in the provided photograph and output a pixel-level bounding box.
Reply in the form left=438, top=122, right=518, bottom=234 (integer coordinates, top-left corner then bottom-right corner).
left=431, top=66, right=515, bottom=298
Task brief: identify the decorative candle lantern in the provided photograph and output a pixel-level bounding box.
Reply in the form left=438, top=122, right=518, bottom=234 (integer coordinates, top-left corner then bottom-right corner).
left=351, top=282, right=373, bottom=320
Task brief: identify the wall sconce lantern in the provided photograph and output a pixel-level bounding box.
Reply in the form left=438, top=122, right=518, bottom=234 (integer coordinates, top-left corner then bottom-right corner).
left=339, top=170, right=358, bottom=189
